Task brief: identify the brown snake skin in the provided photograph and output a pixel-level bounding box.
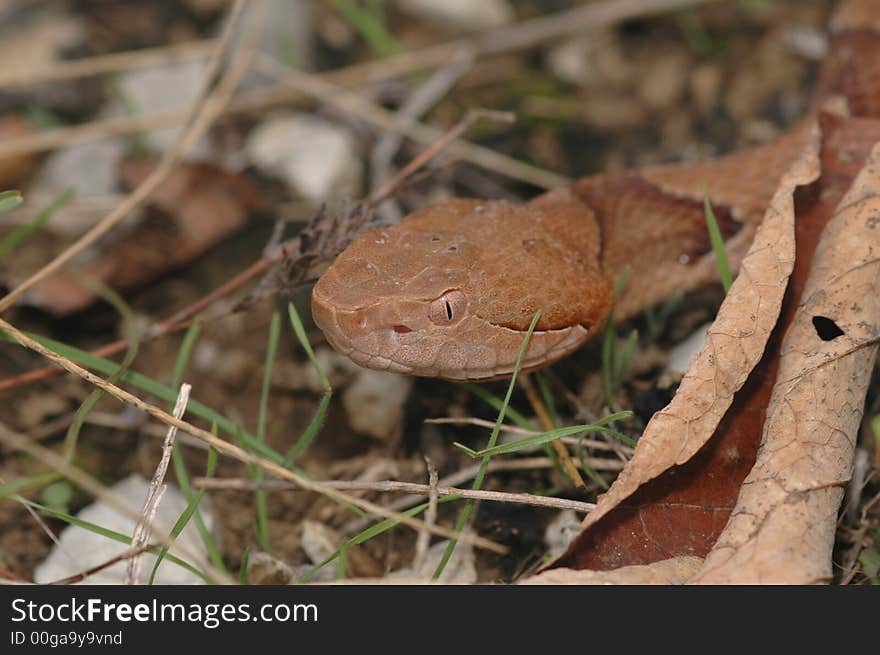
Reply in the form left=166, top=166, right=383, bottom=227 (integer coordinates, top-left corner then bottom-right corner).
left=312, top=0, right=880, bottom=381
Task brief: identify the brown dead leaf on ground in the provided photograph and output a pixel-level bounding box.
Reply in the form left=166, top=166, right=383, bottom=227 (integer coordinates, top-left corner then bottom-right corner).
left=693, top=139, right=880, bottom=584
left=527, top=111, right=880, bottom=584
left=16, top=157, right=259, bottom=315
left=522, top=556, right=703, bottom=585
left=0, top=115, right=38, bottom=187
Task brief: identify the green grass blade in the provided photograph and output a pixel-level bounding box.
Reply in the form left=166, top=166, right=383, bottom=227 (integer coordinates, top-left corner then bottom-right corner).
left=329, top=0, right=401, bottom=56
left=0, top=188, right=73, bottom=260
left=148, top=445, right=219, bottom=583
left=0, top=329, right=288, bottom=466
left=433, top=311, right=542, bottom=579
left=168, top=325, right=226, bottom=573
left=253, top=311, right=282, bottom=551
left=704, top=193, right=732, bottom=292
left=284, top=303, right=332, bottom=464
left=462, top=382, right=534, bottom=430
left=0, top=472, right=62, bottom=499
left=11, top=495, right=209, bottom=582
left=0, top=189, right=22, bottom=213
left=147, top=489, right=207, bottom=584
left=453, top=412, right=634, bottom=458
left=298, top=496, right=461, bottom=583
left=63, top=275, right=140, bottom=462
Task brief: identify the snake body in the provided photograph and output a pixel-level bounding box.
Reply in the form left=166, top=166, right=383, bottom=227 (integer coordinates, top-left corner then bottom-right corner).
left=312, top=0, right=880, bottom=381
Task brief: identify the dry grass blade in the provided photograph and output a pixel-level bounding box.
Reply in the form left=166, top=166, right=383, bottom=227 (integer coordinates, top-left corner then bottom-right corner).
left=126, top=384, right=191, bottom=585
left=0, top=425, right=228, bottom=584
left=254, top=55, right=569, bottom=191
left=0, top=317, right=505, bottom=554
left=193, top=477, right=596, bottom=513
left=0, top=39, right=217, bottom=88
left=49, top=545, right=156, bottom=586
left=0, top=0, right=252, bottom=313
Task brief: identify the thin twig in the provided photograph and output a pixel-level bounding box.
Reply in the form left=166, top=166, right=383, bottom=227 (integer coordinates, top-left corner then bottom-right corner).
left=126, top=383, right=190, bottom=585
left=193, top=477, right=596, bottom=513
left=0, top=425, right=228, bottom=584
left=0, top=0, right=251, bottom=313
left=256, top=55, right=569, bottom=190
left=341, top=456, right=569, bottom=535
left=370, top=108, right=515, bottom=205
left=413, top=458, right=439, bottom=568
left=521, top=373, right=586, bottom=489
left=0, top=39, right=217, bottom=88
left=0, top=316, right=505, bottom=554
left=49, top=544, right=156, bottom=586
left=425, top=417, right=633, bottom=455
left=0, top=0, right=715, bottom=162
left=371, top=48, right=477, bottom=223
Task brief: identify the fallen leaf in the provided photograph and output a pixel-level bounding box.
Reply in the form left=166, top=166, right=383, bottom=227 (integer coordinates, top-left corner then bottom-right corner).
left=693, top=138, right=880, bottom=584
left=0, top=115, right=39, bottom=188
left=530, top=111, right=880, bottom=581
left=521, top=556, right=703, bottom=585
left=18, top=157, right=259, bottom=315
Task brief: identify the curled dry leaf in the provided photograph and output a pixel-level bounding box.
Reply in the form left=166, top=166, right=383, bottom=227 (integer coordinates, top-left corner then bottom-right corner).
left=537, top=119, right=820, bottom=574
left=521, top=556, right=703, bottom=585
left=528, top=112, right=880, bottom=584
left=18, top=157, right=259, bottom=315
left=693, top=140, right=880, bottom=584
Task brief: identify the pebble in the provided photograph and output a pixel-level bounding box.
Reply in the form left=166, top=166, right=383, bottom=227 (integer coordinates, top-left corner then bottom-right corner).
left=394, top=0, right=513, bottom=32
left=544, top=509, right=582, bottom=559
left=666, top=322, right=711, bottom=377
left=246, top=113, right=361, bottom=203
left=34, top=474, right=216, bottom=585
left=342, top=369, right=413, bottom=441
left=23, top=139, right=128, bottom=236
left=388, top=540, right=477, bottom=583
left=111, top=59, right=213, bottom=156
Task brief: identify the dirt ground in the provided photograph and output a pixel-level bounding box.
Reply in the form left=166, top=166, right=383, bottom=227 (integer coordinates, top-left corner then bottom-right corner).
left=0, top=0, right=875, bottom=585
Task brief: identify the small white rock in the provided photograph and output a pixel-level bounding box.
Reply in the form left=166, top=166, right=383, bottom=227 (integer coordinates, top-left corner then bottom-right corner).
left=273, top=347, right=362, bottom=394
left=544, top=509, right=582, bottom=559
left=112, top=60, right=213, bottom=156
left=299, top=520, right=341, bottom=582
left=395, top=0, right=513, bottom=32
left=246, top=113, right=361, bottom=203
left=36, top=139, right=125, bottom=198
left=666, top=322, right=711, bottom=377
left=388, top=540, right=477, bottom=583
left=24, top=140, right=128, bottom=236
left=34, top=474, right=215, bottom=585
left=342, top=369, right=413, bottom=440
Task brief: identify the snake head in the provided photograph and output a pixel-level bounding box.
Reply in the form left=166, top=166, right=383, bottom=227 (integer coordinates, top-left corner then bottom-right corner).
left=311, top=193, right=612, bottom=380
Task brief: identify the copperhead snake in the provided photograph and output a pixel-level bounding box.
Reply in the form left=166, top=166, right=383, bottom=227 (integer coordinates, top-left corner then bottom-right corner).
left=312, top=0, right=880, bottom=381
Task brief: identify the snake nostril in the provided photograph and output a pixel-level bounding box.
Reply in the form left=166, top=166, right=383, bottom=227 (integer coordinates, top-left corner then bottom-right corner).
left=393, top=325, right=413, bottom=334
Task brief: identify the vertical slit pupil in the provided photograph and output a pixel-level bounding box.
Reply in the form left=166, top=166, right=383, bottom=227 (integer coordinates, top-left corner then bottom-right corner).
left=445, top=300, right=453, bottom=321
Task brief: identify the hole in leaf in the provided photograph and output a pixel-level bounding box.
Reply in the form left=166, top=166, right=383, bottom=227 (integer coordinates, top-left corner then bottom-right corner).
left=812, top=315, right=844, bottom=341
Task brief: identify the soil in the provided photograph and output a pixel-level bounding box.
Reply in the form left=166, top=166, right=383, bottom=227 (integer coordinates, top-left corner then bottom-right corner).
left=0, top=0, right=875, bottom=585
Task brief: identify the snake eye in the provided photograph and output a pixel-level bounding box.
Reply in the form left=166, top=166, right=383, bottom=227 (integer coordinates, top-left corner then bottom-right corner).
left=429, top=290, right=467, bottom=325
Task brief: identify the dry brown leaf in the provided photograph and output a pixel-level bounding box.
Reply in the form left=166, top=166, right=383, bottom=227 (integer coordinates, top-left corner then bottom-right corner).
left=528, top=112, right=880, bottom=583
left=692, top=141, right=880, bottom=584
left=521, top=556, right=703, bottom=585
left=533, top=120, right=821, bottom=574
left=18, top=157, right=259, bottom=315
left=0, top=115, right=39, bottom=188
